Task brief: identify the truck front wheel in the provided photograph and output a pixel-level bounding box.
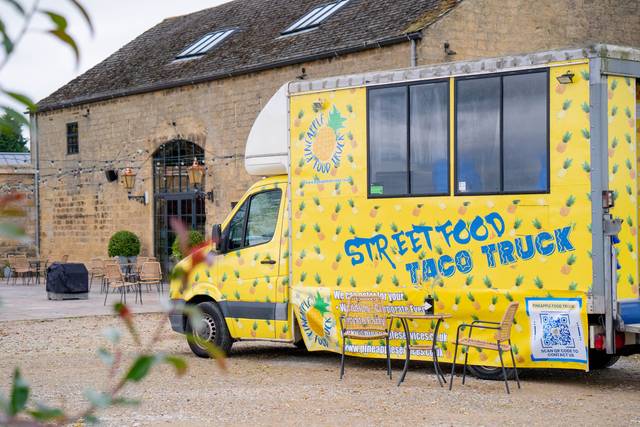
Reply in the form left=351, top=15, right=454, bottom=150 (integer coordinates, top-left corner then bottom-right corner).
left=186, top=301, right=233, bottom=357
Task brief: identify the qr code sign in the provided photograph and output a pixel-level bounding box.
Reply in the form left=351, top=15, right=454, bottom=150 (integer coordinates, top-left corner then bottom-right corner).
left=540, top=313, right=574, bottom=348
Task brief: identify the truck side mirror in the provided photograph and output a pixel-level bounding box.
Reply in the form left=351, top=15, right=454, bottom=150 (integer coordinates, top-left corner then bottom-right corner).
left=212, top=224, right=225, bottom=253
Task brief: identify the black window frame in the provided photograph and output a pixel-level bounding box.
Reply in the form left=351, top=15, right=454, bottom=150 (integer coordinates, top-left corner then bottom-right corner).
left=223, top=188, right=283, bottom=253
left=280, top=0, right=350, bottom=36
left=175, top=28, right=238, bottom=60
left=454, top=68, right=550, bottom=196
left=66, top=122, right=79, bottom=155
left=366, top=78, right=451, bottom=199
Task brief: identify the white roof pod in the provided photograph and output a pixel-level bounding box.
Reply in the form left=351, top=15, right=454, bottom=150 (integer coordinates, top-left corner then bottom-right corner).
left=245, top=83, right=289, bottom=176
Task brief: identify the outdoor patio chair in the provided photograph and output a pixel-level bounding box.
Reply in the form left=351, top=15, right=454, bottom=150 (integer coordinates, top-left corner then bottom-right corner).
left=339, top=294, right=391, bottom=380
left=449, top=302, right=521, bottom=394
left=10, top=255, right=33, bottom=285
left=33, top=258, right=48, bottom=285
left=88, top=258, right=105, bottom=291
left=133, top=256, right=149, bottom=280
left=103, top=262, right=142, bottom=306
left=139, top=261, right=163, bottom=294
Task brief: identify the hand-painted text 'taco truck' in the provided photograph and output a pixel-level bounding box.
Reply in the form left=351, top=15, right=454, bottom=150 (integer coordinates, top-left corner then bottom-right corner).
left=170, top=44, right=640, bottom=379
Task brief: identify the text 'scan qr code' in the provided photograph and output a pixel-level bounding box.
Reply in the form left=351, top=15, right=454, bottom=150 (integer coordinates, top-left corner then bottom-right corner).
left=540, top=313, right=574, bottom=348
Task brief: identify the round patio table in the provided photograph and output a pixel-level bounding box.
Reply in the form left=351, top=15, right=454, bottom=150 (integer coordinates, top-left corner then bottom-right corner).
left=388, top=312, right=452, bottom=387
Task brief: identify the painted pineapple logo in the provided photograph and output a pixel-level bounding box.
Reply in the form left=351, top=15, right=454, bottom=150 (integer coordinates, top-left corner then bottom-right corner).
left=303, top=100, right=346, bottom=174
left=299, top=291, right=333, bottom=347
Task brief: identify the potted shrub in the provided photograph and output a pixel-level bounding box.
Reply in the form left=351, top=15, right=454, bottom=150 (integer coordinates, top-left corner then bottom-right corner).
left=108, top=230, right=141, bottom=266
left=171, top=230, right=205, bottom=260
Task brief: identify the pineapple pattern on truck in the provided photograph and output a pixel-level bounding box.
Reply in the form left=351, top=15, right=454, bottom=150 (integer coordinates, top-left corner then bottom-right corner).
left=288, top=62, right=615, bottom=370
left=607, top=76, right=638, bottom=300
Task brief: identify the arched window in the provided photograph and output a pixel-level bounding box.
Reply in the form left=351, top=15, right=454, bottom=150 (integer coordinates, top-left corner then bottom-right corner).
left=152, top=140, right=206, bottom=272
left=153, top=140, right=205, bottom=194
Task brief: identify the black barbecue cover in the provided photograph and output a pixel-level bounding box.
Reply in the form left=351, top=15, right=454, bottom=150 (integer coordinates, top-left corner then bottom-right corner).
left=46, top=263, right=88, bottom=294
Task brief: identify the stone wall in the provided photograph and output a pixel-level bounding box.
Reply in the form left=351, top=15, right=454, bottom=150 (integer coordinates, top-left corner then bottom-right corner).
left=35, top=43, right=411, bottom=263
left=0, top=167, right=36, bottom=260
left=416, top=0, right=640, bottom=65
left=35, top=0, right=640, bottom=264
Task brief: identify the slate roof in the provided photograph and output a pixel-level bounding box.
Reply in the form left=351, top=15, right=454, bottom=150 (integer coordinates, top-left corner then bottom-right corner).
left=38, top=0, right=460, bottom=112
left=0, top=152, right=31, bottom=167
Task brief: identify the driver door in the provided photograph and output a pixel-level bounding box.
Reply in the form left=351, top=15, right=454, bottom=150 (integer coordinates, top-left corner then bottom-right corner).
left=220, top=184, right=285, bottom=339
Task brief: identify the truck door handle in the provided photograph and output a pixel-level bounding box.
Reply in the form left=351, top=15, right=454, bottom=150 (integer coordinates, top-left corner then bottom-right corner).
left=261, top=259, right=276, bottom=265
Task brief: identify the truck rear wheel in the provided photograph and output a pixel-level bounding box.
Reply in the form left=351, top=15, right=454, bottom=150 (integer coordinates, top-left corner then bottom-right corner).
left=588, top=350, right=620, bottom=370
left=467, top=365, right=516, bottom=381
left=186, top=301, right=233, bottom=358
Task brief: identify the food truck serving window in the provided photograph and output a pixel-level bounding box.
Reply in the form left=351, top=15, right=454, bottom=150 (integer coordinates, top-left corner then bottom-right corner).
left=368, top=80, right=449, bottom=197
left=455, top=70, right=549, bottom=195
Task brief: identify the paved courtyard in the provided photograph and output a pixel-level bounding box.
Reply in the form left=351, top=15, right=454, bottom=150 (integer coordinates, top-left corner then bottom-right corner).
left=0, top=279, right=166, bottom=321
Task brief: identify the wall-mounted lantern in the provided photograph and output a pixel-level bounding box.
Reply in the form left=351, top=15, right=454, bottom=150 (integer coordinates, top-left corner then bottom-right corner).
left=556, top=71, right=575, bottom=85
left=187, top=158, right=214, bottom=202
left=123, top=167, right=147, bottom=205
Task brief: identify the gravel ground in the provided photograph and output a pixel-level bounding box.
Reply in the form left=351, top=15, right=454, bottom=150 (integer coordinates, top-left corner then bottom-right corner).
left=1, top=314, right=640, bottom=426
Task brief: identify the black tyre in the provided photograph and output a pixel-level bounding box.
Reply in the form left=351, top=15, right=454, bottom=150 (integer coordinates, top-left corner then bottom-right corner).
left=185, top=301, right=233, bottom=358
left=588, top=350, right=620, bottom=370
left=294, top=338, right=307, bottom=350
left=467, top=365, right=516, bottom=381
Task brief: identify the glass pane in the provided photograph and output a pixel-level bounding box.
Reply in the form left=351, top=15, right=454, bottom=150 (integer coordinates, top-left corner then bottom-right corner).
left=456, top=77, right=501, bottom=194
left=503, top=72, right=548, bottom=192
left=227, top=201, right=248, bottom=251
left=245, top=190, right=282, bottom=247
left=369, top=86, right=408, bottom=196
left=410, top=82, right=449, bottom=195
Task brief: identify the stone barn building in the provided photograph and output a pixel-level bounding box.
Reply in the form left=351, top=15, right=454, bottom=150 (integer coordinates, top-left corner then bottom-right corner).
left=0, top=152, right=36, bottom=258
left=33, top=0, right=640, bottom=271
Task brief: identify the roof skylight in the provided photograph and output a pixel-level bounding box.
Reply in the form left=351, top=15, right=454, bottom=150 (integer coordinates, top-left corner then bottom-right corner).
left=282, top=0, right=350, bottom=35
left=176, top=29, right=236, bottom=59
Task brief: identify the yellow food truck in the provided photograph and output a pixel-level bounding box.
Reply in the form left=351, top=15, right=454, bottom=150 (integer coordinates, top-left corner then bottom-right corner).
left=169, top=44, right=640, bottom=379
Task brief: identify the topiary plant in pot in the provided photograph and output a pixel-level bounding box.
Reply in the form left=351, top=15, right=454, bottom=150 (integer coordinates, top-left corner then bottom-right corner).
left=108, top=230, right=141, bottom=265
left=171, top=229, right=205, bottom=260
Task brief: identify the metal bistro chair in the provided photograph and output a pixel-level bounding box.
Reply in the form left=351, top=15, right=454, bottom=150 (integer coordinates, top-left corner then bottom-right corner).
left=449, top=302, right=521, bottom=394
left=139, top=261, right=163, bottom=294
left=339, top=294, right=392, bottom=380
left=103, top=262, right=142, bottom=306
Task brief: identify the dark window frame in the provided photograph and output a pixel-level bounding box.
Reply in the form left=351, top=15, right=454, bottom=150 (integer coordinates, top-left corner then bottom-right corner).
left=366, top=78, right=451, bottom=199
left=66, top=122, right=79, bottom=155
left=454, top=68, right=550, bottom=196
left=280, top=0, right=350, bottom=36
left=224, top=188, right=283, bottom=253
left=175, top=28, right=238, bottom=60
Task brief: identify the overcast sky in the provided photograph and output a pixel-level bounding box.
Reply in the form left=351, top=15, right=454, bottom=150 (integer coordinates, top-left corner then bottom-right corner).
left=0, top=0, right=230, bottom=139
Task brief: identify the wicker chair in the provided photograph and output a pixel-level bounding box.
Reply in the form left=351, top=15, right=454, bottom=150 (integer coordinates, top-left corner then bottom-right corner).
left=339, top=294, right=391, bottom=380
left=88, top=258, right=105, bottom=291
left=139, top=261, right=163, bottom=294
left=34, top=259, right=48, bottom=285
left=449, top=302, right=521, bottom=394
left=103, top=262, right=142, bottom=305
left=10, top=255, right=32, bottom=285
